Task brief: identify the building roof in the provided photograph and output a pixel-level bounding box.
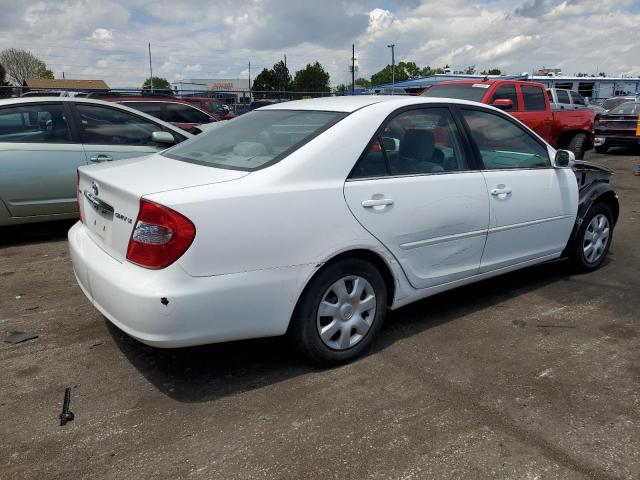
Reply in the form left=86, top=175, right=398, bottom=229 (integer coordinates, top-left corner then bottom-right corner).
left=23, top=78, right=110, bottom=90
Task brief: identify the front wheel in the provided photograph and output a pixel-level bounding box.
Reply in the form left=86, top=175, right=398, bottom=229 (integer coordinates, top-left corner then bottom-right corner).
left=569, top=202, right=613, bottom=272
left=289, top=259, right=387, bottom=366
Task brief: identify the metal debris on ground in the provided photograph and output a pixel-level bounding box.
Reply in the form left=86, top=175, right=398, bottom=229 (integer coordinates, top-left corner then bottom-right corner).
left=5, top=331, right=39, bottom=344
left=59, top=387, right=75, bottom=426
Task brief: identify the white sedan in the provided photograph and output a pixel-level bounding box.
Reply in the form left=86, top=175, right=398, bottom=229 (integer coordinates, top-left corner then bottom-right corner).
left=69, top=96, right=618, bottom=365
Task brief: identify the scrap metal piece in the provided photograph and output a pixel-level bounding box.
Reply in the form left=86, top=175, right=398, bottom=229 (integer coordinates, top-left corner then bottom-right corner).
left=5, top=331, right=38, bottom=344
left=59, top=387, right=75, bottom=426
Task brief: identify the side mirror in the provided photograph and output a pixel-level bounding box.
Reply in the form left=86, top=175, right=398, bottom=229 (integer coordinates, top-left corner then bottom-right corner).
left=492, top=98, right=513, bottom=110
left=151, top=131, right=176, bottom=145
left=554, top=149, right=575, bottom=168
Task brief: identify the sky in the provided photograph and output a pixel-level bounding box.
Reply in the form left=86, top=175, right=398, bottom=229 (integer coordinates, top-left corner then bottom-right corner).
left=0, top=0, right=639, bottom=88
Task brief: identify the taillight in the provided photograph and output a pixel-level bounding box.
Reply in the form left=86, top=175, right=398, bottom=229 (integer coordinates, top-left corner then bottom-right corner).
left=126, top=199, right=196, bottom=269
left=77, top=170, right=83, bottom=223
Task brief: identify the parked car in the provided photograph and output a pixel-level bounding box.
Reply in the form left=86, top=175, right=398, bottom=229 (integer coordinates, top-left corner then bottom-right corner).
left=70, top=96, right=618, bottom=365
left=601, top=96, right=639, bottom=112
left=0, top=97, right=191, bottom=226
left=421, top=80, right=595, bottom=159
left=179, top=96, right=237, bottom=120
left=594, top=101, right=640, bottom=153
left=546, top=88, right=588, bottom=110
left=104, top=98, right=217, bottom=133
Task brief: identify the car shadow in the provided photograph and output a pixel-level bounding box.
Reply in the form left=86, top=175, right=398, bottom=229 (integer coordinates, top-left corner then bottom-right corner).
left=109, top=259, right=581, bottom=404
left=0, top=219, right=76, bottom=248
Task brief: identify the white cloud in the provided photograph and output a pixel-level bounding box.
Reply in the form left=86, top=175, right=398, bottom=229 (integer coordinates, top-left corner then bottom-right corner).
left=0, top=0, right=638, bottom=87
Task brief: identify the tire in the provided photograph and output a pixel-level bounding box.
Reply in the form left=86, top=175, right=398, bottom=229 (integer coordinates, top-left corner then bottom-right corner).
left=595, top=144, right=609, bottom=154
left=288, top=258, right=387, bottom=366
left=567, top=133, right=588, bottom=160
left=569, top=202, right=613, bottom=272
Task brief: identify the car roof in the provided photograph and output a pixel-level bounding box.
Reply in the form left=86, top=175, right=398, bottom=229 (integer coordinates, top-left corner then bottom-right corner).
left=259, top=95, right=502, bottom=113
left=0, top=96, right=194, bottom=135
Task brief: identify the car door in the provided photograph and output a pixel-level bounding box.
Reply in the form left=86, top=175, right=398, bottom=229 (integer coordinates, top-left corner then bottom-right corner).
left=459, top=107, right=578, bottom=272
left=514, top=84, right=553, bottom=141
left=72, top=102, right=186, bottom=163
left=344, top=106, right=490, bottom=289
left=0, top=102, right=87, bottom=217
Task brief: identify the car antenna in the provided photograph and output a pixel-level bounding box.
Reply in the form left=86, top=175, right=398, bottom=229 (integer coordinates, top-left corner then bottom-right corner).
left=483, top=75, right=489, bottom=81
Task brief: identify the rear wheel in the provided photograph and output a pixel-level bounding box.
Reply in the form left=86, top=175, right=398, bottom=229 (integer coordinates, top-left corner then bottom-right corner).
left=289, top=259, right=387, bottom=366
left=567, top=133, right=588, bottom=160
left=569, top=202, right=613, bottom=272
left=595, top=144, right=609, bottom=154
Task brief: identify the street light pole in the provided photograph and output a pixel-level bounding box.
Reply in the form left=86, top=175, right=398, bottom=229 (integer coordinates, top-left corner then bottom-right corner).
left=387, top=44, right=395, bottom=95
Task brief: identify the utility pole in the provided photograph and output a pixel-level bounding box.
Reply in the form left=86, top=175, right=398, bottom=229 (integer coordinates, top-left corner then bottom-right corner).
left=352, top=44, right=355, bottom=95
left=387, top=44, right=395, bottom=95
left=148, top=42, right=154, bottom=92
left=62, top=71, right=65, bottom=80
left=248, top=60, right=251, bottom=103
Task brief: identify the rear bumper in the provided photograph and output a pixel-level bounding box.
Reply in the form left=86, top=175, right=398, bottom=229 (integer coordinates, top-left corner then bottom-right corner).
left=68, top=222, right=313, bottom=347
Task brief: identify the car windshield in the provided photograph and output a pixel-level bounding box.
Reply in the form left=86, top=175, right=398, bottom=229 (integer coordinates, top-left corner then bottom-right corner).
left=164, top=110, right=347, bottom=171
left=422, top=83, right=488, bottom=102
left=609, top=102, right=640, bottom=115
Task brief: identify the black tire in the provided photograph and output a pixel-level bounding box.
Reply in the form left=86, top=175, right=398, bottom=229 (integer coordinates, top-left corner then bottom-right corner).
left=569, top=202, right=613, bottom=272
left=288, top=258, right=387, bottom=366
left=595, top=144, right=609, bottom=154
left=567, top=133, right=588, bottom=160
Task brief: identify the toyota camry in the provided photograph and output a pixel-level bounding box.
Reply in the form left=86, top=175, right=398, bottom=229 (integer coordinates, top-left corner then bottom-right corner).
left=69, top=96, right=618, bottom=365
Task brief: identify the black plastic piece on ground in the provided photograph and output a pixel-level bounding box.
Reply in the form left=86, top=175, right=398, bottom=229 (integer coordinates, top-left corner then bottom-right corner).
left=59, top=387, right=75, bottom=426
left=5, top=331, right=38, bottom=344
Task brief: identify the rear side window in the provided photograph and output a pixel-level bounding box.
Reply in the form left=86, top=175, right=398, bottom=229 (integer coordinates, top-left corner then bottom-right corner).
left=461, top=109, right=550, bottom=169
left=351, top=107, right=469, bottom=178
left=0, top=103, right=71, bottom=143
left=555, top=90, right=570, bottom=104
left=521, top=85, right=546, bottom=111
left=490, top=84, right=519, bottom=110
left=164, top=110, right=346, bottom=171
left=421, top=83, right=488, bottom=102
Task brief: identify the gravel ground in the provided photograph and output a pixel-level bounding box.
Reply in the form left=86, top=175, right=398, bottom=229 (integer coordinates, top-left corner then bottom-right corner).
left=1, top=150, right=639, bottom=479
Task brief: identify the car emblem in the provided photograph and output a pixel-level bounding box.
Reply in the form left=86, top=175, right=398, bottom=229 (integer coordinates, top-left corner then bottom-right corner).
left=91, top=181, right=99, bottom=196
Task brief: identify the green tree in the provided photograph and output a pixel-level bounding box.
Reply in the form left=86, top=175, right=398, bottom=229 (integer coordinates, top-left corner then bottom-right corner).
left=0, top=48, right=54, bottom=84
left=480, top=68, right=502, bottom=76
left=354, top=77, right=371, bottom=88
left=251, top=61, right=292, bottom=98
left=370, top=61, right=449, bottom=86
left=334, top=83, right=347, bottom=95
left=142, top=76, right=171, bottom=90
left=293, top=61, right=330, bottom=92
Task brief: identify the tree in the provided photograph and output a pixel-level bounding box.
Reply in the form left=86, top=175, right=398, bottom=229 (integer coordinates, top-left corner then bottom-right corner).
left=464, top=65, right=476, bottom=75
left=293, top=61, right=330, bottom=92
left=480, top=68, right=502, bottom=76
left=0, top=48, right=54, bottom=85
left=334, top=84, right=347, bottom=95
left=354, top=77, right=371, bottom=88
left=251, top=61, right=292, bottom=98
left=0, top=63, right=11, bottom=98
left=370, top=61, right=449, bottom=86
left=142, top=76, right=171, bottom=90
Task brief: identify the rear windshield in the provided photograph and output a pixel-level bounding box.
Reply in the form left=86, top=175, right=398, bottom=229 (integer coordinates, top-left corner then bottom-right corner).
left=609, top=102, right=640, bottom=115
left=164, top=110, right=347, bottom=171
left=603, top=97, right=633, bottom=110
left=422, top=83, right=488, bottom=102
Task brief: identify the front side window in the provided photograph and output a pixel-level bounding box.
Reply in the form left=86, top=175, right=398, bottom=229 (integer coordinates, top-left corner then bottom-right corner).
left=570, top=91, right=586, bottom=106
left=521, top=85, right=546, bottom=111
left=165, top=103, right=211, bottom=124
left=461, top=109, right=550, bottom=169
left=76, top=104, right=175, bottom=146
left=351, top=107, right=469, bottom=178
left=164, top=110, right=346, bottom=171
left=490, top=84, right=519, bottom=110
left=0, top=103, right=71, bottom=143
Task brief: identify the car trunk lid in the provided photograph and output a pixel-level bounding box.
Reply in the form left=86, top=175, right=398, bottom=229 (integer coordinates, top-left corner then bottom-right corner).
left=78, top=153, right=248, bottom=262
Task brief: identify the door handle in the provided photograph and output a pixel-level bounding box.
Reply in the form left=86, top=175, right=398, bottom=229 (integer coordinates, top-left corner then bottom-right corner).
left=490, top=187, right=512, bottom=196
left=362, top=198, right=394, bottom=208
left=89, top=154, right=113, bottom=162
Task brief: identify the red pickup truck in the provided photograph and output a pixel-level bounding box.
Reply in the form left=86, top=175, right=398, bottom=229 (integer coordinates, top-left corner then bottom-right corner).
left=421, top=79, right=595, bottom=159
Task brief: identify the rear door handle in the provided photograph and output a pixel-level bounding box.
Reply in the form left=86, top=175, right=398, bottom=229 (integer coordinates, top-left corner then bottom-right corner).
left=490, top=187, right=512, bottom=196
left=362, top=198, right=394, bottom=208
left=89, top=154, right=113, bottom=162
